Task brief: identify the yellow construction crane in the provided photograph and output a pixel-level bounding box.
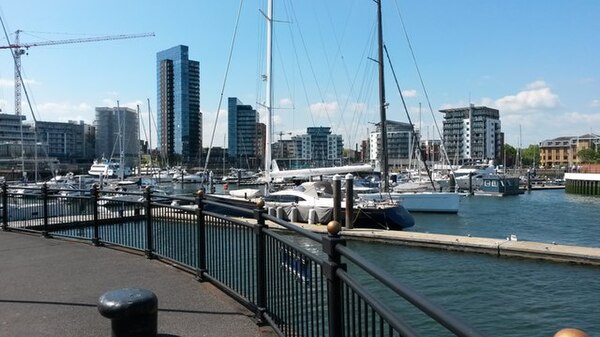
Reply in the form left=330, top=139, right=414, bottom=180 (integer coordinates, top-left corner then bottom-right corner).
left=0, top=30, right=155, bottom=115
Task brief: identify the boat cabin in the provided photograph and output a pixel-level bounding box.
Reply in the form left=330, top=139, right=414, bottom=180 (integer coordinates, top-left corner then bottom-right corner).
left=476, top=175, right=522, bottom=196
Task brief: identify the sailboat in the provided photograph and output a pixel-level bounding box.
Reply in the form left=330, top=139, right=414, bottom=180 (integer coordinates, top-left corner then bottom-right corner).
left=205, top=0, right=414, bottom=230
left=357, top=0, right=460, bottom=213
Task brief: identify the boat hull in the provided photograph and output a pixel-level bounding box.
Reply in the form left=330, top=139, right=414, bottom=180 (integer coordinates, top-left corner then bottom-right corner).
left=204, top=193, right=414, bottom=230
left=359, top=192, right=460, bottom=214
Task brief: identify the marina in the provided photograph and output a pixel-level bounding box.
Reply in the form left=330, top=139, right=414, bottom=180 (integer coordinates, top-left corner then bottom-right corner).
left=1, top=180, right=599, bottom=336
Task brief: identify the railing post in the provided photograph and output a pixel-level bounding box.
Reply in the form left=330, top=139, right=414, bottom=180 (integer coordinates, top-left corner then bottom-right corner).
left=144, top=187, right=154, bottom=259
left=253, top=199, right=267, bottom=324
left=332, top=174, right=342, bottom=222
left=344, top=173, right=354, bottom=229
left=1, top=182, right=8, bottom=231
left=195, top=190, right=207, bottom=280
left=322, top=220, right=346, bottom=337
left=91, top=184, right=101, bottom=246
left=41, top=183, right=50, bottom=238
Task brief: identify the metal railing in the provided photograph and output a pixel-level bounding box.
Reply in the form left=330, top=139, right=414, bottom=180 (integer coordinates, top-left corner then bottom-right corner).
left=0, top=182, right=483, bottom=336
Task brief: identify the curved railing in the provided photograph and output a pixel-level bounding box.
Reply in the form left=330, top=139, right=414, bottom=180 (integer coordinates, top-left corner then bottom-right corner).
left=0, top=183, right=483, bottom=336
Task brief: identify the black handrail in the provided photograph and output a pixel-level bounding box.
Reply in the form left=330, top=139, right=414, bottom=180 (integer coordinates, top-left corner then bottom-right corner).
left=0, top=182, right=484, bottom=336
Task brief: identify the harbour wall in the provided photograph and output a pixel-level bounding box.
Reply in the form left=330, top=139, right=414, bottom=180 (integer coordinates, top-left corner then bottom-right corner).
left=564, top=173, right=600, bottom=195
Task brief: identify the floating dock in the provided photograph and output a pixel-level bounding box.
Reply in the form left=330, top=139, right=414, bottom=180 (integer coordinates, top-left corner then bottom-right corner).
left=263, top=220, right=600, bottom=266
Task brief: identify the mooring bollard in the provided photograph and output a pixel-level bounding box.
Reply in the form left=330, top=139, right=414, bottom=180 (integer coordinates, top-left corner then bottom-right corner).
left=98, top=288, right=158, bottom=337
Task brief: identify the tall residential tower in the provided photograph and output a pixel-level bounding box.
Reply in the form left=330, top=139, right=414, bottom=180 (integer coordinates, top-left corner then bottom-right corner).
left=157, top=45, right=201, bottom=165
left=228, top=97, right=259, bottom=168
left=440, top=105, right=503, bottom=164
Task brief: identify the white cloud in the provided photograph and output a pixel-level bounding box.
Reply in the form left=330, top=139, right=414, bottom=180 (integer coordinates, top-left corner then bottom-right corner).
left=35, top=101, right=95, bottom=123
left=495, top=81, right=560, bottom=113
left=351, top=102, right=368, bottom=110
left=525, top=80, right=548, bottom=90
left=0, top=78, right=40, bottom=87
left=401, top=89, right=417, bottom=98
left=202, top=108, right=228, bottom=147
left=309, top=101, right=339, bottom=118
left=0, top=79, right=13, bottom=88
left=590, top=99, right=600, bottom=108
left=279, top=98, right=293, bottom=108
left=561, top=111, right=600, bottom=125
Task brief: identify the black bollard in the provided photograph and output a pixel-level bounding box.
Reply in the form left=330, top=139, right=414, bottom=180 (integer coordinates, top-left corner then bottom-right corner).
left=332, top=174, right=342, bottom=222
left=98, top=288, right=158, bottom=337
left=344, top=174, right=354, bottom=229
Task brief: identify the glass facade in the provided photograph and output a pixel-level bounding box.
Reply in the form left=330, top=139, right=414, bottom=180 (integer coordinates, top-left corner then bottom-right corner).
left=228, top=97, right=258, bottom=167
left=157, top=45, right=201, bottom=165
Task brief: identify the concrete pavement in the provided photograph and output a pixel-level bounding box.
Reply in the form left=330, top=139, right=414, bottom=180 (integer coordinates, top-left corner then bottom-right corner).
left=0, top=230, right=273, bottom=337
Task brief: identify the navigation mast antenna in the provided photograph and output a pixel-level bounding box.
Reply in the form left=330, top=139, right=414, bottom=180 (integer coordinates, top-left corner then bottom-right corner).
left=0, top=31, right=155, bottom=116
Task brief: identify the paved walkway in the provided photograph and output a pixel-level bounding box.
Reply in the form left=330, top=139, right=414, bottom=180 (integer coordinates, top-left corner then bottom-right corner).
left=0, top=230, right=273, bottom=337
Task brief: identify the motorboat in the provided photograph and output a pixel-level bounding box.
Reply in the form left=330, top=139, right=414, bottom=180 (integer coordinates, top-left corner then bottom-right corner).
left=206, top=181, right=414, bottom=230
left=88, top=158, right=132, bottom=178
left=452, top=162, right=498, bottom=191
left=358, top=191, right=461, bottom=214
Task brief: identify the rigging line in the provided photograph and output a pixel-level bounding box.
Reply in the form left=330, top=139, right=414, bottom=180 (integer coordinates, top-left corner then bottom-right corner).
left=312, top=1, right=347, bottom=134
left=287, top=0, right=334, bottom=129
left=139, top=106, right=149, bottom=151
left=202, top=0, right=245, bottom=177
left=272, top=20, right=296, bottom=120
left=384, top=44, right=436, bottom=190
left=254, top=0, right=266, bottom=113
left=383, top=45, right=412, bottom=126
left=347, top=20, right=377, bottom=147
left=392, top=0, right=451, bottom=166
left=285, top=0, right=315, bottom=126
left=321, top=0, right=362, bottom=142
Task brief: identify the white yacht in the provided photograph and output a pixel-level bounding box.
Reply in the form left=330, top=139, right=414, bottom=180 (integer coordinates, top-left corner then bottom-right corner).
left=88, top=158, right=131, bottom=178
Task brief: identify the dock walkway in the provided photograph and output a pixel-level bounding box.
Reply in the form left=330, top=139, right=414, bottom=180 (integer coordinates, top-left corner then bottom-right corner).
left=0, top=231, right=273, bottom=337
left=261, top=220, right=600, bottom=266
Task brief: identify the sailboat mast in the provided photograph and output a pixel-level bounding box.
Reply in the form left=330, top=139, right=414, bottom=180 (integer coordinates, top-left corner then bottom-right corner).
left=147, top=98, right=152, bottom=169
left=264, top=0, right=273, bottom=181
left=376, top=0, right=389, bottom=192
left=116, top=100, right=124, bottom=180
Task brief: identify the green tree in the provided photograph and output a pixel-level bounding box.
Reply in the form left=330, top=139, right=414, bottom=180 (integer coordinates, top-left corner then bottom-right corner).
left=521, top=145, right=540, bottom=167
left=502, top=144, right=517, bottom=168
left=578, top=148, right=599, bottom=163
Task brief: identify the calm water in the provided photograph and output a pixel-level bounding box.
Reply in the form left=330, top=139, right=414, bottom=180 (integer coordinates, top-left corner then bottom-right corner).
left=409, top=189, right=600, bottom=247
left=166, top=184, right=600, bottom=335
left=349, top=190, right=600, bottom=336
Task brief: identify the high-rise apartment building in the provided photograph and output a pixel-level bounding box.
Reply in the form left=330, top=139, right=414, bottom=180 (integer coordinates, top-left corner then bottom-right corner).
left=95, top=107, right=140, bottom=168
left=289, top=127, right=343, bottom=167
left=369, top=120, right=418, bottom=168
left=228, top=97, right=259, bottom=167
left=440, top=105, right=503, bottom=164
left=157, top=45, right=201, bottom=165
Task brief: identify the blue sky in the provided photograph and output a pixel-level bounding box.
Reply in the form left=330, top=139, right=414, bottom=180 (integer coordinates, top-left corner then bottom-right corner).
left=0, top=0, right=598, bottom=150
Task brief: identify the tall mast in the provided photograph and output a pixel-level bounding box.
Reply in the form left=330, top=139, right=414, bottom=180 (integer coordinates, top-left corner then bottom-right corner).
left=147, top=98, right=152, bottom=168
left=376, top=0, right=389, bottom=192
left=264, top=0, right=273, bottom=182
left=117, top=100, right=124, bottom=180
